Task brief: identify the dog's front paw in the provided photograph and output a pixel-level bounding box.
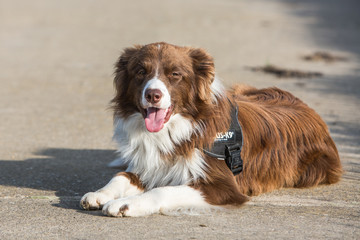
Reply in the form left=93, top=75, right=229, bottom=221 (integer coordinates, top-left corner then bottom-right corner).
left=102, top=199, right=130, bottom=217
left=80, top=192, right=113, bottom=210
left=102, top=197, right=158, bottom=217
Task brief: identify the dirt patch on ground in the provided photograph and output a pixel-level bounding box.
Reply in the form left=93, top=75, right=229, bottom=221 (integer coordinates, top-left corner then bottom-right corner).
left=247, top=65, right=323, bottom=79
left=302, top=51, right=348, bottom=63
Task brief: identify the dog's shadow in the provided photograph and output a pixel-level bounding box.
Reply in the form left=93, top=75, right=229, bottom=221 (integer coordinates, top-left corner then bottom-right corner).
left=1, top=119, right=358, bottom=213
left=0, top=148, right=123, bottom=211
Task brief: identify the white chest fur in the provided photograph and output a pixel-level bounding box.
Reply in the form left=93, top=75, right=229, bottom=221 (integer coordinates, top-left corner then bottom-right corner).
left=113, top=113, right=207, bottom=189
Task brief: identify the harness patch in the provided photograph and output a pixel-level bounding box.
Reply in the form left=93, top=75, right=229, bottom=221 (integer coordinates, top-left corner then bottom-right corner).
left=203, top=104, right=244, bottom=175
left=214, top=131, right=235, bottom=143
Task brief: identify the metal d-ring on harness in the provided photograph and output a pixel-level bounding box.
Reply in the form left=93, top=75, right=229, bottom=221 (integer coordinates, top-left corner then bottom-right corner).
left=203, top=104, right=244, bottom=175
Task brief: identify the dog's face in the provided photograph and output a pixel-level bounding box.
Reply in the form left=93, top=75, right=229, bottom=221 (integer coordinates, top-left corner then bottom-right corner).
left=112, top=42, right=216, bottom=132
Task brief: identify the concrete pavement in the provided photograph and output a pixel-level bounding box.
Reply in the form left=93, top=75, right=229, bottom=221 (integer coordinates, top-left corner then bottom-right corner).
left=0, top=0, right=359, bottom=239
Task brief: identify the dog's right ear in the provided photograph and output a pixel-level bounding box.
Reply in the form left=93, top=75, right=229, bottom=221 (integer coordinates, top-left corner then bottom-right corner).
left=112, top=45, right=142, bottom=115
left=114, top=45, right=142, bottom=89
left=115, top=45, right=142, bottom=74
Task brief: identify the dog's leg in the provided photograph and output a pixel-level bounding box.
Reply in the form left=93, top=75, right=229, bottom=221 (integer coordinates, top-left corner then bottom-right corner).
left=80, top=172, right=144, bottom=210
left=102, top=185, right=212, bottom=217
left=295, top=153, right=342, bottom=188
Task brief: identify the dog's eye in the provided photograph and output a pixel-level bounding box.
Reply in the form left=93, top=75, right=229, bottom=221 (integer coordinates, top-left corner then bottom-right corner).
left=172, top=72, right=181, bottom=78
left=137, top=69, right=146, bottom=76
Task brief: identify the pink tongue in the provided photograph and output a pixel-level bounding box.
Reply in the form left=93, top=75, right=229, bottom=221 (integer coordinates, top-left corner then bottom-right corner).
left=145, top=107, right=167, bottom=132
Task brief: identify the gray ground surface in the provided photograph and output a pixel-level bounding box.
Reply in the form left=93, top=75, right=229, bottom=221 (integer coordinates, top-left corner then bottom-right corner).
left=0, top=0, right=359, bottom=239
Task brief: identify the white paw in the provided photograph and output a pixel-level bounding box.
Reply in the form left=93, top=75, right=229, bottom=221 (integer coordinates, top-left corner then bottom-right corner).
left=102, top=197, right=158, bottom=217
left=80, top=192, right=113, bottom=210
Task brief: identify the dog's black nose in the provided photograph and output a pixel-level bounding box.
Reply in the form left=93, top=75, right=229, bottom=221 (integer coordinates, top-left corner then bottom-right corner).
left=145, top=89, right=163, bottom=104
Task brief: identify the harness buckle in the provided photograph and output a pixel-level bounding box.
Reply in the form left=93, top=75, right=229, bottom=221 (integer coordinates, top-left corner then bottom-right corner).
left=225, top=143, right=243, bottom=175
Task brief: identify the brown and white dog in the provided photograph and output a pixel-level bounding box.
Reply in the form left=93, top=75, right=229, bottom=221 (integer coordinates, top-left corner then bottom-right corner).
left=80, top=42, right=342, bottom=217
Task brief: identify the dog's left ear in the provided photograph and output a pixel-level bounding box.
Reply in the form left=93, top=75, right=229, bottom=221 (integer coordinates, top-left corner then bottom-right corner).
left=189, top=48, right=215, bottom=102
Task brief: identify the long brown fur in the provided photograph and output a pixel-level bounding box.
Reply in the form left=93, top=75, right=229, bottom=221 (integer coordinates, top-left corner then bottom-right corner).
left=111, top=42, right=342, bottom=207
left=231, top=86, right=342, bottom=196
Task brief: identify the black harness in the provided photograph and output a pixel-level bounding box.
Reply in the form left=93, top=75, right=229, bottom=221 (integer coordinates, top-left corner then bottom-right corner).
left=203, top=105, right=244, bottom=175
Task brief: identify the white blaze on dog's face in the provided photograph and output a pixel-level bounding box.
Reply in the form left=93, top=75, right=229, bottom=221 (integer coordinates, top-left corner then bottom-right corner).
left=112, top=42, right=216, bottom=133
left=141, top=77, right=172, bottom=132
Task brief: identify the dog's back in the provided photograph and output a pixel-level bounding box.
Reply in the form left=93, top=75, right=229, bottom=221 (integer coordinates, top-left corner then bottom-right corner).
left=232, top=86, right=342, bottom=195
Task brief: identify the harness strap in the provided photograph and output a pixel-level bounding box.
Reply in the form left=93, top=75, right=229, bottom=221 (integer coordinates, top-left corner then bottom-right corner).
left=203, top=104, right=244, bottom=175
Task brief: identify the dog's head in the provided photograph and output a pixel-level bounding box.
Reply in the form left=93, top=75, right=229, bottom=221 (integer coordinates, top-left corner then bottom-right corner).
left=112, top=42, right=218, bottom=132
